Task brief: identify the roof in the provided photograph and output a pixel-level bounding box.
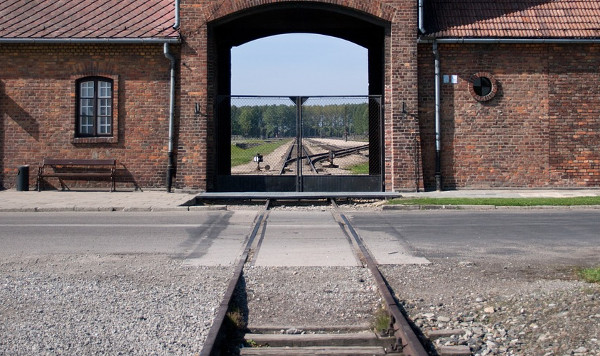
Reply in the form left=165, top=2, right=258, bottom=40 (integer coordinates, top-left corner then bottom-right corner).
left=0, top=0, right=178, bottom=41
left=425, top=0, right=600, bottom=38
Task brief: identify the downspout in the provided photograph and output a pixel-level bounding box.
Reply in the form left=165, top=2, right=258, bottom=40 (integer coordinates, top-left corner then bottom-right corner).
left=418, top=0, right=425, bottom=34
left=433, top=40, right=442, bottom=191
left=173, top=0, right=180, bottom=30
left=164, top=43, right=176, bottom=192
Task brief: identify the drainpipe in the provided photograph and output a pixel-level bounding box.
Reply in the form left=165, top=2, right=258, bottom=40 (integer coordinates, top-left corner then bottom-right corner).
left=173, top=0, right=180, bottom=30
left=164, top=43, right=176, bottom=192
left=418, top=0, right=425, bottom=34
left=433, top=40, right=442, bottom=191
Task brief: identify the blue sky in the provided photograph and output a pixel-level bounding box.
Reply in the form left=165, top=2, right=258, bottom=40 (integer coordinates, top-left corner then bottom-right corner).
left=231, top=33, right=368, bottom=96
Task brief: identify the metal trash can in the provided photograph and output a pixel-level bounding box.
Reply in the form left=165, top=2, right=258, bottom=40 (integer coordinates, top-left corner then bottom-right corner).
left=16, top=165, right=29, bottom=191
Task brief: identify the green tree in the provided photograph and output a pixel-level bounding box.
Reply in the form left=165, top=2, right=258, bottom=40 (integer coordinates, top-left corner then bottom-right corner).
left=238, top=106, right=262, bottom=138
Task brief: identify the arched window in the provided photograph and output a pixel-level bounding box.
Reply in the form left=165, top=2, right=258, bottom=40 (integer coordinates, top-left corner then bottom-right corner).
left=76, top=77, right=113, bottom=137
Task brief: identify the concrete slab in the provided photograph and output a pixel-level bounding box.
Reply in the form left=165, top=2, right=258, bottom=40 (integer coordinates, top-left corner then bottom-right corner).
left=183, top=210, right=256, bottom=266
left=344, top=212, right=430, bottom=265
left=196, top=191, right=401, bottom=200
left=357, top=229, right=430, bottom=265
left=252, top=211, right=359, bottom=267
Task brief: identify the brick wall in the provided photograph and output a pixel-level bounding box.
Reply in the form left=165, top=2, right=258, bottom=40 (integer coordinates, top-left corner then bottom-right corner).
left=4, top=10, right=599, bottom=192
left=418, top=43, right=600, bottom=189
left=548, top=44, right=600, bottom=187
left=0, top=44, right=174, bottom=190
left=1, top=1, right=423, bottom=192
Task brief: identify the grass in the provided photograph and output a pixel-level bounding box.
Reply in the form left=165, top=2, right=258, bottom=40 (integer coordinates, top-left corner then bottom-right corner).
left=371, top=305, right=392, bottom=336
left=231, top=139, right=291, bottom=167
left=578, top=267, right=600, bottom=284
left=348, top=162, right=369, bottom=175
left=388, top=196, right=600, bottom=206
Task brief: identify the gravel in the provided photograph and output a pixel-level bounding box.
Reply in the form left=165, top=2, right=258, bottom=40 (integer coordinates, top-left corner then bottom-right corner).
left=0, top=254, right=231, bottom=355
left=381, top=260, right=600, bottom=356
left=242, top=266, right=381, bottom=329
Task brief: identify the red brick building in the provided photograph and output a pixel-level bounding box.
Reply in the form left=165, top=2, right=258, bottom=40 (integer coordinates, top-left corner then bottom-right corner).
left=1, top=0, right=599, bottom=192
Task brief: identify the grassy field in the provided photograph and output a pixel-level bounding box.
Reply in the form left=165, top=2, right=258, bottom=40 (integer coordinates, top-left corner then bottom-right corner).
left=348, top=162, right=369, bottom=175
left=388, top=196, right=600, bottom=206
left=231, top=139, right=291, bottom=167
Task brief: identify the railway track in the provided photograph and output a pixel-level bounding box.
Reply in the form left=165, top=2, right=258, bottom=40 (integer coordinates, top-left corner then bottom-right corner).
left=199, top=199, right=430, bottom=356
left=279, top=139, right=369, bottom=175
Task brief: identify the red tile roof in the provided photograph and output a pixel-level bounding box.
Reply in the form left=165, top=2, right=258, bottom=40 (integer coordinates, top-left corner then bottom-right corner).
left=425, top=0, right=600, bottom=38
left=0, top=0, right=178, bottom=40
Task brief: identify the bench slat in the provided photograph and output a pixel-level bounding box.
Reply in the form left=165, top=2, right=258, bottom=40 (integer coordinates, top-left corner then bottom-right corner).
left=41, top=173, right=113, bottom=177
left=43, top=159, right=115, bottom=166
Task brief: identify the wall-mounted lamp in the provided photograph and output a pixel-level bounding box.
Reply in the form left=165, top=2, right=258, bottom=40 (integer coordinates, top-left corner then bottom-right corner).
left=402, top=101, right=408, bottom=114
left=195, top=102, right=200, bottom=115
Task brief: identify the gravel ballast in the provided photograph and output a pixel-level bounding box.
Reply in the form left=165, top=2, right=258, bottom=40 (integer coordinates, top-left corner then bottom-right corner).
left=242, top=266, right=381, bottom=329
left=381, top=260, right=600, bottom=356
left=0, top=254, right=231, bottom=355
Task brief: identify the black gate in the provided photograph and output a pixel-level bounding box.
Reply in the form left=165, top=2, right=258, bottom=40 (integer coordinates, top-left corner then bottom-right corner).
left=215, top=95, right=383, bottom=192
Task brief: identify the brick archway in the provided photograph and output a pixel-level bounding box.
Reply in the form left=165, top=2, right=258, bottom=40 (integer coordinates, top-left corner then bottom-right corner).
left=204, top=0, right=398, bottom=24
left=178, top=0, right=421, bottom=192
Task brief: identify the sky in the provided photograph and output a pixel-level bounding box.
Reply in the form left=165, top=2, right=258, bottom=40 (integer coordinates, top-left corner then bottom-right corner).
left=231, top=33, right=368, bottom=96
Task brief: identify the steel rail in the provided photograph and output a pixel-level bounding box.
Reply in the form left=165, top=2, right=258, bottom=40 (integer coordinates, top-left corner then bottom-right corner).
left=199, top=199, right=271, bottom=356
left=330, top=199, right=429, bottom=356
left=279, top=141, right=297, bottom=175
left=301, top=145, right=319, bottom=174
left=310, top=144, right=370, bottom=164
left=283, top=142, right=369, bottom=169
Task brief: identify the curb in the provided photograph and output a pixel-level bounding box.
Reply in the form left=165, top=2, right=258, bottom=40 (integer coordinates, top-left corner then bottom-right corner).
left=383, top=204, right=600, bottom=210
left=0, top=205, right=228, bottom=212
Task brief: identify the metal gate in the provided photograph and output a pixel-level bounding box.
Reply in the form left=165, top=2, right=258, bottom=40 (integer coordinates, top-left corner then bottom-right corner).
left=215, top=95, right=383, bottom=192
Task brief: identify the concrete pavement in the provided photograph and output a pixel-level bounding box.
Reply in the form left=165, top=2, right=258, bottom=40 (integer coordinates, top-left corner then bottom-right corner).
left=0, top=190, right=201, bottom=212
left=1, top=188, right=600, bottom=212
left=400, top=188, right=600, bottom=198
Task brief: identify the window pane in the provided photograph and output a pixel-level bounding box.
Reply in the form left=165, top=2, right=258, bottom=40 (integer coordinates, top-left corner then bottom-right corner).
left=474, top=77, right=492, bottom=97
left=80, top=116, right=93, bottom=134
left=99, top=81, right=111, bottom=98
left=80, top=81, right=94, bottom=98
left=98, top=98, right=111, bottom=116
left=98, top=117, right=111, bottom=134
left=80, top=99, right=94, bottom=116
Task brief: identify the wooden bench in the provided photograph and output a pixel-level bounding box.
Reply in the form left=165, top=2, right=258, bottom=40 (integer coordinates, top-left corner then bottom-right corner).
left=37, top=158, right=117, bottom=192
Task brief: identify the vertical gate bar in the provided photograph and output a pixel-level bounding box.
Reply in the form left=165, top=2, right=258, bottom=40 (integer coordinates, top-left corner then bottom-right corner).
left=295, top=97, right=302, bottom=192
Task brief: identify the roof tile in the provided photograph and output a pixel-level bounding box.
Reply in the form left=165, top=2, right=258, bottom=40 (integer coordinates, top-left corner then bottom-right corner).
left=0, top=0, right=178, bottom=40
left=425, top=0, right=600, bottom=38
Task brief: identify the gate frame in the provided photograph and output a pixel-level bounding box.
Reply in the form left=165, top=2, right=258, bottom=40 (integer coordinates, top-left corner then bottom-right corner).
left=216, top=95, right=384, bottom=192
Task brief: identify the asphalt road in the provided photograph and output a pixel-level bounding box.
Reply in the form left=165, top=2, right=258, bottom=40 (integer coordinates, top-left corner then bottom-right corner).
left=348, top=209, right=600, bottom=265
left=1, top=209, right=598, bottom=266
left=0, top=211, right=255, bottom=264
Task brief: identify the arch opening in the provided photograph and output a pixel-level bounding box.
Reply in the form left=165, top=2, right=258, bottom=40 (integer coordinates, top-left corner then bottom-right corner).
left=209, top=3, right=389, bottom=190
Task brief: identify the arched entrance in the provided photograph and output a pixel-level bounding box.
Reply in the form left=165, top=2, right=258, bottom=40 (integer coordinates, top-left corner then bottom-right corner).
left=208, top=2, right=389, bottom=192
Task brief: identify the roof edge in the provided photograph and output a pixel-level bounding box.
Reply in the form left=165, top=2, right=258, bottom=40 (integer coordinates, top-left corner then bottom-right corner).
left=418, top=37, right=600, bottom=44
left=0, top=37, right=181, bottom=44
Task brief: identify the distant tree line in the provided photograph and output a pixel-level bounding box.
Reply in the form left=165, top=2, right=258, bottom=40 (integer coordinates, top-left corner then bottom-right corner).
left=231, top=103, right=370, bottom=139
